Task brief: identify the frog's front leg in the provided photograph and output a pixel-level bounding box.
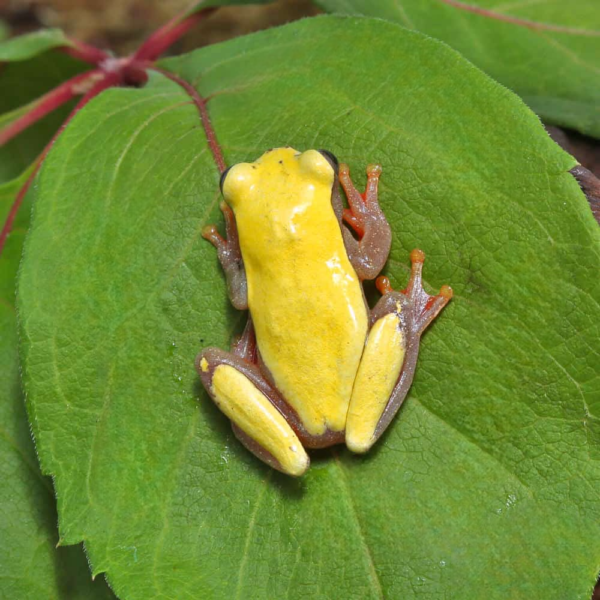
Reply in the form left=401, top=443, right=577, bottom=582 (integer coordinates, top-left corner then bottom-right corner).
left=196, top=319, right=310, bottom=476
left=345, top=250, right=452, bottom=453
left=202, top=201, right=247, bottom=310
left=335, top=162, right=392, bottom=280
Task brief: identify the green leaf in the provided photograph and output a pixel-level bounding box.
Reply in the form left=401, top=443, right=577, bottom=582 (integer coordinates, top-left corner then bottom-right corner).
left=316, top=0, right=600, bottom=138
left=18, top=15, right=600, bottom=599
left=0, top=28, right=71, bottom=62
left=0, top=175, right=115, bottom=599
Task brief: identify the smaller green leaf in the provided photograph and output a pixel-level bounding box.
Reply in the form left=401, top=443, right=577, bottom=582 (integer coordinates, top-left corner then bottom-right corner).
left=0, top=28, right=71, bottom=62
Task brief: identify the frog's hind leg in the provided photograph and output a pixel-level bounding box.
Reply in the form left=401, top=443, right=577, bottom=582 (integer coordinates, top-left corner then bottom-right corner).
left=345, top=249, right=452, bottom=454
left=335, top=162, right=392, bottom=280
left=196, top=319, right=310, bottom=476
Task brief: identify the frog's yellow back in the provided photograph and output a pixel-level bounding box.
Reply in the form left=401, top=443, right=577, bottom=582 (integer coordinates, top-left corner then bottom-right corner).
left=223, top=148, right=368, bottom=436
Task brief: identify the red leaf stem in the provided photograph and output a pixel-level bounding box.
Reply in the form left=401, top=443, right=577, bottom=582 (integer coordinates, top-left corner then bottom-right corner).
left=151, top=66, right=226, bottom=173
left=59, top=39, right=111, bottom=65
left=0, top=71, right=120, bottom=258
left=133, top=7, right=217, bottom=62
left=1, top=7, right=224, bottom=257
left=0, top=69, right=105, bottom=147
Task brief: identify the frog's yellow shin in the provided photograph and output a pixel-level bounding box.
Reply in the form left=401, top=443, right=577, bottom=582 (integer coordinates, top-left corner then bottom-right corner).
left=346, top=313, right=405, bottom=453
left=211, top=365, right=309, bottom=476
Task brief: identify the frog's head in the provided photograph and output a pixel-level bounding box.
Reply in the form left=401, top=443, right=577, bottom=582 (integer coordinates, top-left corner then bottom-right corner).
left=220, top=147, right=339, bottom=210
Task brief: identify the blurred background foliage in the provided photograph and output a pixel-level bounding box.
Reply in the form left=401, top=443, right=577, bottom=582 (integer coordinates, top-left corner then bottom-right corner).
left=1, top=0, right=597, bottom=180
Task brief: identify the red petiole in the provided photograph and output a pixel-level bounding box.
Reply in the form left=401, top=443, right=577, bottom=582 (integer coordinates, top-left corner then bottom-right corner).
left=0, top=69, right=104, bottom=146
left=59, top=39, right=111, bottom=65
left=133, top=8, right=218, bottom=62
left=0, top=5, right=225, bottom=258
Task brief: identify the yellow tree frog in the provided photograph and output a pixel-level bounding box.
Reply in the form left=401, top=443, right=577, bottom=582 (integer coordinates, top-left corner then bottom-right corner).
left=197, top=148, right=452, bottom=476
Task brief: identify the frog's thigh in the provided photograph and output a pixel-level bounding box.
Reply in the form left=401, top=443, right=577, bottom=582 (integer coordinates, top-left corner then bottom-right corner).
left=197, top=351, right=309, bottom=476
left=346, top=313, right=405, bottom=454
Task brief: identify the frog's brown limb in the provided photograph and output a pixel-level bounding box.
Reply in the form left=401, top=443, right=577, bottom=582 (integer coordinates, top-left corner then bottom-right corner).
left=202, top=201, right=248, bottom=310
left=199, top=318, right=287, bottom=473
left=196, top=345, right=310, bottom=476
left=346, top=249, right=452, bottom=453
left=337, top=162, right=392, bottom=281
left=196, top=315, right=347, bottom=474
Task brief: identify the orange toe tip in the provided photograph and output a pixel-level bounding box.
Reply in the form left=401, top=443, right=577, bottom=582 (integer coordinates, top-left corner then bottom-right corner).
left=410, top=248, right=425, bottom=263
left=376, top=275, right=394, bottom=295
left=366, top=163, right=382, bottom=176
left=339, top=163, right=350, bottom=175
left=439, top=285, right=453, bottom=299
left=201, top=225, right=217, bottom=239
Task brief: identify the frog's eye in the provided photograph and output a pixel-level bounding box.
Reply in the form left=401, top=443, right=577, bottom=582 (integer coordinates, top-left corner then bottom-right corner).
left=318, top=149, right=339, bottom=173
left=220, top=163, right=257, bottom=206
left=219, top=166, right=232, bottom=195
left=298, top=150, right=336, bottom=185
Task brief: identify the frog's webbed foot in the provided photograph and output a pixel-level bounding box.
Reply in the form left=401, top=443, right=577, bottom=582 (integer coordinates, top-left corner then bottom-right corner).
left=377, top=249, right=453, bottom=334
left=196, top=318, right=310, bottom=476
left=337, top=162, right=392, bottom=280
left=202, top=201, right=248, bottom=310
left=346, top=249, right=452, bottom=453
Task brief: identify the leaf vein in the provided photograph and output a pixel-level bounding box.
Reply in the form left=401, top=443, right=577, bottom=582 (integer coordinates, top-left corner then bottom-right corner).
left=234, top=471, right=272, bottom=600
left=437, top=0, right=600, bottom=36
left=334, top=456, right=384, bottom=599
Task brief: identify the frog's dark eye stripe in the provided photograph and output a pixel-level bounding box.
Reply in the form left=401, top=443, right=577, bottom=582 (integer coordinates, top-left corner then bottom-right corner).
left=219, top=166, right=232, bottom=194
left=318, top=149, right=339, bottom=174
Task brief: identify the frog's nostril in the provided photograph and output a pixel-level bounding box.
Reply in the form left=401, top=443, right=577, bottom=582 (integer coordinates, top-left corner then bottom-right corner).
left=219, top=166, right=232, bottom=194
left=318, top=150, right=339, bottom=172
